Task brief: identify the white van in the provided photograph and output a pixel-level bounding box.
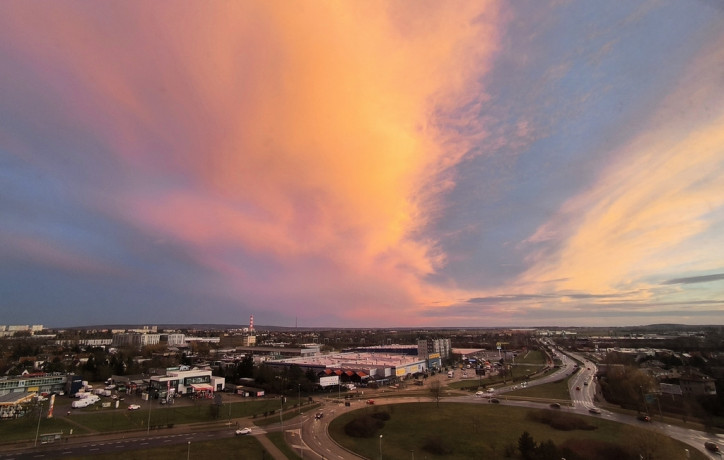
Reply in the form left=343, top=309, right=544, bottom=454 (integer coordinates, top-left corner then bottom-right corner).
left=72, top=395, right=100, bottom=408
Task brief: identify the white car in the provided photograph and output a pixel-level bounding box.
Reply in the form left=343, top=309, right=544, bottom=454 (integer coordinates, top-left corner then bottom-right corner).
left=475, top=391, right=485, bottom=397
left=235, top=427, right=252, bottom=435
left=128, top=404, right=141, bottom=410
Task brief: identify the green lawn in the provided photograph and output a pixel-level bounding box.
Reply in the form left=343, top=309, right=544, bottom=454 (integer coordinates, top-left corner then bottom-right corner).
left=0, top=414, right=90, bottom=443
left=506, top=377, right=572, bottom=402
left=267, top=430, right=302, bottom=460
left=0, top=398, right=296, bottom=442
left=515, top=350, right=546, bottom=364
left=69, top=434, right=267, bottom=460
left=328, top=402, right=708, bottom=460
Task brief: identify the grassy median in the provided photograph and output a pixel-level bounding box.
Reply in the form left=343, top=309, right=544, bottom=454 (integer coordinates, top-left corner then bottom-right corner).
left=328, top=402, right=708, bottom=460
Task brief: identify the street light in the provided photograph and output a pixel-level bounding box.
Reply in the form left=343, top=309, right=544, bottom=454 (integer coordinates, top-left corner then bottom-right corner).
left=34, top=400, right=44, bottom=447
left=379, top=434, right=383, bottom=460
left=186, top=441, right=191, bottom=460
left=146, top=395, right=152, bottom=434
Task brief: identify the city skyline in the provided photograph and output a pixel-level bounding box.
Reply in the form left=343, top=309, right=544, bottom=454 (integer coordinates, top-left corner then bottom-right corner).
left=1, top=2, right=723, bottom=328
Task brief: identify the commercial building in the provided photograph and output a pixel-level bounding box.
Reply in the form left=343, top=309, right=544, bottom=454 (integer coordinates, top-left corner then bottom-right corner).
left=267, top=351, right=427, bottom=385
left=0, top=373, right=67, bottom=397
left=112, top=333, right=161, bottom=348
left=0, top=393, right=36, bottom=419
left=148, top=368, right=225, bottom=399
left=160, top=334, right=186, bottom=347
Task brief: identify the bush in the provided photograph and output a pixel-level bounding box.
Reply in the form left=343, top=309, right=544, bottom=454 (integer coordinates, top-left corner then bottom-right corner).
left=526, top=409, right=597, bottom=431
left=560, top=439, right=635, bottom=460
left=422, top=435, right=453, bottom=455
left=343, top=415, right=385, bottom=438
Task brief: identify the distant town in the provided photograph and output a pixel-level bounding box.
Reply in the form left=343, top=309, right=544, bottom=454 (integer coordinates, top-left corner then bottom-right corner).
left=1, top=321, right=722, bottom=458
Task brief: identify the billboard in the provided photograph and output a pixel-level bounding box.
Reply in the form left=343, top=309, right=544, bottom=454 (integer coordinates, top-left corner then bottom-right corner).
left=319, top=376, right=339, bottom=387
left=396, top=368, right=406, bottom=376
left=429, top=353, right=440, bottom=359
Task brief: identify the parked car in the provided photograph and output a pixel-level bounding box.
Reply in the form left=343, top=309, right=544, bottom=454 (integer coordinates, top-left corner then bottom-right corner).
left=128, top=404, right=141, bottom=410
left=235, top=427, right=252, bottom=435
left=549, top=403, right=561, bottom=409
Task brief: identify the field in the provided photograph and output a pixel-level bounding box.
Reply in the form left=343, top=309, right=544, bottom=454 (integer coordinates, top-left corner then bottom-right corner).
left=0, top=397, right=304, bottom=443
left=328, top=402, right=708, bottom=460
left=69, top=435, right=267, bottom=460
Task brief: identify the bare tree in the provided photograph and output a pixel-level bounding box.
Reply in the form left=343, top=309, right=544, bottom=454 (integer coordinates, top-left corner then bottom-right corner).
left=429, top=380, right=443, bottom=408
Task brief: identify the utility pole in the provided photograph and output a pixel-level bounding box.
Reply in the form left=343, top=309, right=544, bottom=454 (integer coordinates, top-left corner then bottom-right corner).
left=34, top=401, right=44, bottom=447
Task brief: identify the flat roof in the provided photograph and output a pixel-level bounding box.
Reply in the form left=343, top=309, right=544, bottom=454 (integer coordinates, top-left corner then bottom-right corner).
left=272, top=352, right=425, bottom=369
left=0, top=392, right=36, bottom=406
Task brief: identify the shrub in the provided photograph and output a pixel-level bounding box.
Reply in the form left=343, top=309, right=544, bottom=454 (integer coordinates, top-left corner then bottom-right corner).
left=422, top=435, right=453, bottom=455
left=343, top=415, right=384, bottom=438
left=526, top=409, right=597, bottom=431
left=560, top=439, right=635, bottom=460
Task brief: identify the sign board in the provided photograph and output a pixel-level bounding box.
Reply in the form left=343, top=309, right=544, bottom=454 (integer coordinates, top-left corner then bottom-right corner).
left=396, top=368, right=406, bottom=376
left=428, top=353, right=440, bottom=359
left=319, top=376, right=339, bottom=387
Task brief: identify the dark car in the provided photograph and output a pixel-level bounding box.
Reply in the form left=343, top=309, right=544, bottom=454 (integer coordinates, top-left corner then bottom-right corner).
left=315, top=412, right=323, bottom=419
left=489, top=398, right=500, bottom=404
left=705, top=441, right=719, bottom=452
left=549, top=403, right=561, bottom=409
left=637, top=415, right=651, bottom=422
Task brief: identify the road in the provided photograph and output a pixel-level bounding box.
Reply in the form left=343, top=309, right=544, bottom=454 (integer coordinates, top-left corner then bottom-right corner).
left=4, top=350, right=722, bottom=459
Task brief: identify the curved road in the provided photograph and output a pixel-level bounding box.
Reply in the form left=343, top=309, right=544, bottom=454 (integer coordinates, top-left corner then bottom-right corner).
left=3, top=349, right=722, bottom=460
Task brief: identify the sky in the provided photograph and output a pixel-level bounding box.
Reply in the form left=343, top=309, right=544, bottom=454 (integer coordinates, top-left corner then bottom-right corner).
left=1, top=1, right=723, bottom=329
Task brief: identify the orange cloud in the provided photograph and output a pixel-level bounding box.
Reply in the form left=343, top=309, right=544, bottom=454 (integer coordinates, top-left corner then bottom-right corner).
left=516, top=35, right=724, bottom=304
left=0, top=2, right=501, bottom=321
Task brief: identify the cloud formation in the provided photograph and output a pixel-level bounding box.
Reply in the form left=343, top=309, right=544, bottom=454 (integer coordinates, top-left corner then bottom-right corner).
left=1, top=1, right=723, bottom=327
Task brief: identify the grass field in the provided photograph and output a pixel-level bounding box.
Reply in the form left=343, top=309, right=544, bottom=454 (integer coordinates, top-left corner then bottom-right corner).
left=506, top=376, right=572, bottom=401
left=0, top=398, right=303, bottom=442
left=267, top=430, right=302, bottom=460
left=69, top=434, right=267, bottom=460
left=328, top=402, right=708, bottom=460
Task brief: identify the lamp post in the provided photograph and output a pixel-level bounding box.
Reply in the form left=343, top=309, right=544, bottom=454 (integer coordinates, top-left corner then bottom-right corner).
left=34, top=400, right=44, bottom=447
left=146, top=395, right=152, bottom=435
left=379, top=434, right=383, bottom=460
left=186, top=441, right=191, bottom=460
left=298, top=384, right=301, bottom=415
